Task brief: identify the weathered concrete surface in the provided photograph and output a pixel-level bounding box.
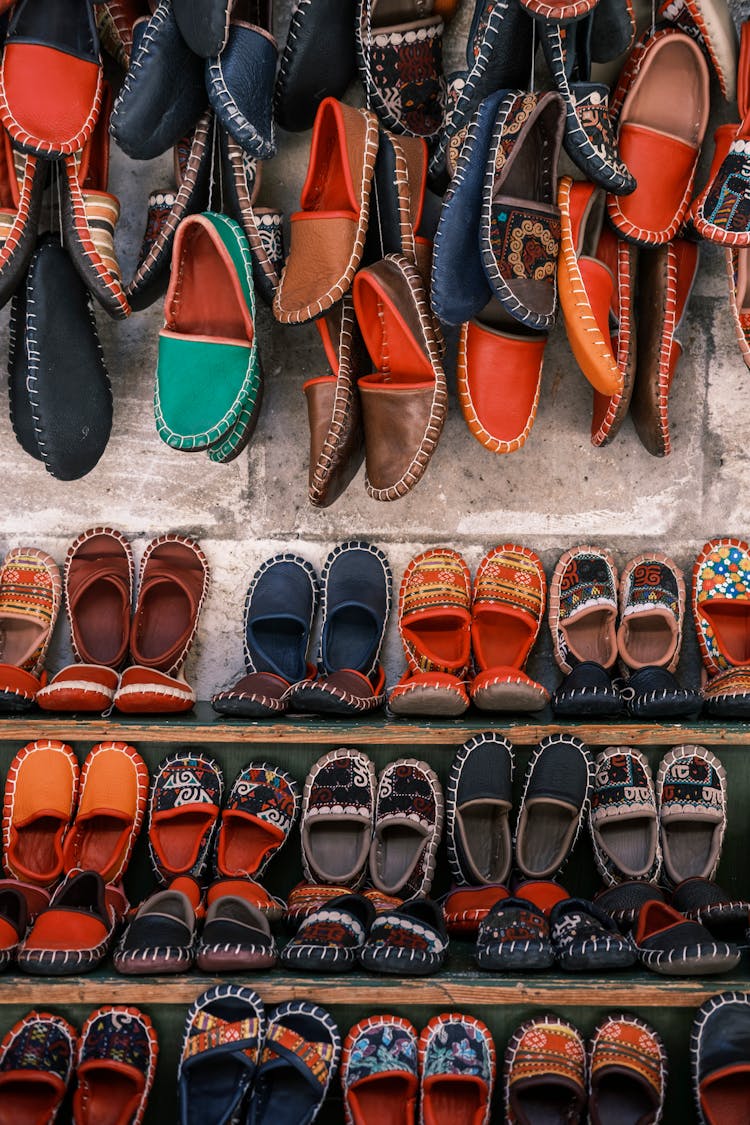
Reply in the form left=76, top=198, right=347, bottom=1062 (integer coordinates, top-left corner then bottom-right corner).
left=0, top=2, right=743, bottom=699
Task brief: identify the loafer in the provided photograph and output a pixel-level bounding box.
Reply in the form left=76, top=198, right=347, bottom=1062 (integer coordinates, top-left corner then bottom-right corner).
left=590, top=746, right=662, bottom=885
left=220, top=131, right=284, bottom=307
left=550, top=544, right=619, bottom=674
left=147, top=751, right=223, bottom=884
left=0, top=1011, right=76, bottom=1120
left=692, top=537, right=750, bottom=677
left=18, top=869, right=117, bottom=975
left=692, top=992, right=750, bottom=1122
left=206, top=0, right=277, bottom=160
left=2, top=739, right=79, bottom=887
left=634, top=899, right=740, bottom=975
left=476, top=896, right=554, bottom=970
left=589, top=1014, right=667, bottom=1124
left=447, top=733, right=514, bottom=887
left=74, top=1006, right=158, bottom=1125
left=656, top=746, right=726, bottom=886
left=247, top=1002, right=340, bottom=1124
left=173, top=0, right=235, bottom=56
left=515, top=734, right=594, bottom=879
left=444, top=884, right=510, bottom=937
left=214, top=762, right=299, bottom=880
left=342, top=1016, right=418, bottom=1124
left=280, top=892, right=375, bottom=972
left=368, top=758, right=443, bottom=900
left=359, top=895, right=448, bottom=975
left=504, top=1016, right=586, bottom=1121
left=0, top=885, right=28, bottom=971
left=549, top=896, right=636, bottom=970
left=301, top=748, right=376, bottom=887
left=275, top=0, right=357, bottom=132
left=552, top=660, right=624, bottom=718
left=114, top=878, right=200, bottom=974
left=594, top=880, right=666, bottom=928
left=418, top=1014, right=495, bottom=1125
left=0, top=549, right=63, bottom=712
left=196, top=890, right=277, bottom=973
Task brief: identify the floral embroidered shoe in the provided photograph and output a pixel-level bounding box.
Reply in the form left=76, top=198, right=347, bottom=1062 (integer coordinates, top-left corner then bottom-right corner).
left=147, top=751, right=224, bottom=885
left=359, top=895, right=448, bottom=975
left=692, top=992, right=750, bottom=1122
left=693, top=537, right=750, bottom=684
left=655, top=746, right=727, bottom=886
left=446, top=733, right=514, bottom=887
left=369, top=759, right=444, bottom=900
left=515, top=734, right=594, bottom=879
left=0, top=1010, right=76, bottom=1120
left=418, top=1013, right=495, bottom=1125
left=0, top=547, right=62, bottom=713
left=589, top=1013, right=666, bottom=1124
left=590, top=747, right=662, bottom=885
left=301, top=748, right=376, bottom=887
left=476, top=896, right=554, bottom=970
left=248, top=1002, right=340, bottom=1124
left=504, top=1015, right=586, bottom=1123
left=549, top=896, right=636, bottom=970
left=634, top=899, right=740, bottom=976
left=73, top=1005, right=158, bottom=1125
left=214, top=762, right=299, bottom=881
left=341, top=1014, right=419, bottom=1124
left=114, top=876, right=201, bottom=975
left=280, top=892, right=375, bottom=972
left=2, top=739, right=80, bottom=887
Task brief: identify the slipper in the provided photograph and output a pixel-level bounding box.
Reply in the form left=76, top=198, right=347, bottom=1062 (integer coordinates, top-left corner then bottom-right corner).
left=275, top=0, right=357, bottom=133
left=552, top=660, right=624, bottom=717
left=212, top=553, right=318, bottom=718
left=443, top=884, right=509, bottom=936
left=221, top=132, right=285, bottom=306
left=476, top=896, right=554, bottom=970
left=359, top=895, right=448, bottom=975
left=692, top=992, right=750, bottom=1123
left=280, top=893, right=375, bottom=972
left=353, top=253, right=448, bottom=500
left=196, top=888, right=277, bottom=973
left=515, top=734, right=594, bottom=879
left=692, top=537, right=750, bottom=677
left=74, top=1006, right=158, bottom=1125
left=634, top=899, right=740, bottom=975
left=247, top=1002, right=340, bottom=1124
left=389, top=548, right=471, bottom=717
left=702, top=665, right=750, bottom=716
left=9, top=235, right=113, bottom=482
left=0, top=129, right=46, bottom=311
left=590, top=746, right=662, bottom=885
left=303, top=295, right=365, bottom=509
left=208, top=877, right=286, bottom=924
left=447, top=733, right=514, bottom=887
left=589, top=1014, right=666, bottom=1123
left=594, top=880, right=666, bottom=929
left=18, top=869, right=117, bottom=975
left=418, top=1013, right=495, bottom=1125
left=147, top=751, right=224, bottom=884
left=287, top=541, right=391, bottom=715
left=631, top=239, right=699, bottom=457
left=2, top=739, right=79, bottom=887
left=301, top=748, right=376, bottom=887
left=114, top=877, right=201, bottom=974
left=470, top=545, right=549, bottom=712
left=174, top=0, right=236, bottom=55
left=286, top=882, right=400, bottom=926
left=672, top=877, right=750, bottom=942
left=178, top=985, right=265, bottom=1125
left=0, top=547, right=61, bottom=714
left=549, top=544, right=619, bottom=674
left=273, top=98, right=379, bottom=325
left=0, top=884, right=28, bottom=971
left=656, top=746, right=727, bottom=886
left=206, top=0, right=277, bottom=160
left=369, top=758, right=443, bottom=900
left=341, top=1015, right=418, bottom=1125
left=504, top=1015, right=586, bottom=1122
left=363, top=130, right=433, bottom=279
left=110, top=0, right=207, bottom=160
left=0, top=1011, right=76, bottom=1121
left=214, top=762, right=300, bottom=879
left=549, top=896, right=636, bottom=970
left=660, top=0, right=738, bottom=100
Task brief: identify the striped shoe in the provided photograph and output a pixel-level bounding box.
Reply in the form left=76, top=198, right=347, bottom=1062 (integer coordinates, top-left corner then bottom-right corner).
left=0, top=548, right=62, bottom=713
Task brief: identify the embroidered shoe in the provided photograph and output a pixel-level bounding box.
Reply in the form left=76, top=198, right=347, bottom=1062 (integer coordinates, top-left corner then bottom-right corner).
left=280, top=892, right=375, bottom=972
left=634, top=899, right=741, bottom=976
left=286, top=882, right=401, bottom=926
left=341, top=1015, right=419, bottom=1124
left=515, top=734, right=594, bottom=879
left=369, top=759, right=443, bottom=900
left=359, top=896, right=448, bottom=976
left=504, top=1015, right=587, bottom=1123
left=275, top=0, right=357, bottom=133
left=589, top=1013, right=667, bottom=1124
left=301, top=749, right=376, bottom=887
left=655, top=746, right=727, bottom=886
left=214, top=762, right=299, bottom=880
left=74, top=1006, right=158, bottom=1125
left=249, top=1002, right=341, bottom=1123
left=0, top=546, right=62, bottom=713
left=476, top=896, right=554, bottom=970
left=114, top=876, right=200, bottom=975
left=693, top=537, right=750, bottom=679
left=147, top=751, right=224, bottom=885
left=206, top=0, right=278, bottom=160
left=0, top=1011, right=76, bottom=1120
left=447, top=733, right=514, bottom=887
left=418, top=1013, right=495, bottom=1125
left=18, top=869, right=117, bottom=975
left=549, top=896, right=636, bottom=970
left=2, top=739, right=80, bottom=887
left=590, top=747, right=662, bottom=885
left=692, top=992, right=750, bottom=1121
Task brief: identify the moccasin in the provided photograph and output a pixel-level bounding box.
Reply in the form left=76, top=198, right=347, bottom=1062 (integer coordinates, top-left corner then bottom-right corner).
left=588, top=1014, right=666, bottom=1125
left=280, top=892, right=375, bottom=972
left=206, top=0, right=277, bottom=160
left=147, top=751, right=223, bottom=884
left=286, top=881, right=401, bottom=926
left=550, top=544, right=619, bottom=673
left=247, top=1002, right=340, bottom=1124
left=660, top=0, right=738, bottom=99
left=634, top=899, right=740, bottom=975
left=74, top=1006, right=158, bottom=1125
left=702, top=665, right=750, bottom=717
left=476, top=896, right=554, bottom=970
left=590, top=746, right=661, bottom=885
left=275, top=0, right=357, bottom=133
left=692, top=992, right=750, bottom=1123
left=447, top=733, right=514, bottom=886
left=692, top=537, right=750, bottom=677
left=358, top=895, right=448, bottom=975
left=173, top=0, right=235, bottom=56
left=0, top=884, right=28, bottom=971
left=18, top=869, right=117, bottom=975
left=114, top=878, right=200, bottom=974
left=515, top=734, right=594, bottom=879
left=342, top=1015, right=418, bottom=1124
left=656, top=746, right=726, bottom=886
left=418, top=1013, right=495, bottom=1125
left=0, top=548, right=62, bottom=712
left=0, top=1011, right=76, bottom=1121
left=549, top=896, right=635, bottom=970
left=369, top=758, right=443, bottom=900
left=214, top=762, right=299, bottom=880
left=0, top=130, right=46, bottom=310
left=671, top=876, right=750, bottom=942
left=504, top=1015, right=586, bottom=1122
left=196, top=890, right=277, bottom=973
left=594, top=879, right=666, bottom=929
left=301, top=748, right=376, bottom=887
left=2, top=739, right=79, bottom=887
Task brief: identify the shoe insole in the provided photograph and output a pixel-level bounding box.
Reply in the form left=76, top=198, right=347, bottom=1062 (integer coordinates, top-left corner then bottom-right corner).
left=700, top=601, right=750, bottom=664
left=514, top=1085, right=579, bottom=1125
left=518, top=802, right=575, bottom=876
left=0, top=616, right=44, bottom=668
left=458, top=804, right=510, bottom=882
left=0, top=1080, right=60, bottom=1125
left=68, top=813, right=129, bottom=874
left=598, top=818, right=656, bottom=877
left=376, top=825, right=424, bottom=891
left=152, top=810, right=216, bottom=872
left=701, top=1072, right=750, bottom=1124
left=423, top=1078, right=483, bottom=1125
left=324, top=606, right=377, bottom=672
left=473, top=609, right=534, bottom=670
left=625, top=39, right=704, bottom=145
left=74, top=578, right=127, bottom=666
left=136, top=585, right=190, bottom=663
left=249, top=619, right=305, bottom=681
left=592, top=1074, right=655, bottom=1125
left=662, top=822, right=714, bottom=880
left=219, top=812, right=281, bottom=876
left=170, top=222, right=251, bottom=338
left=619, top=616, right=674, bottom=666
left=13, top=815, right=65, bottom=882
left=349, top=1076, right=416, bottom=1125
left=183, top=1058, right=248, bottom=1124
left=74, top=1069, right=141, bottom=1125
left=302, top=103, right=357, bottom=214
left=403, top=613, right=468, bottom=666
left=308, top=821, right=368, bottom=881
left=563, top=607, right=616, bottom=665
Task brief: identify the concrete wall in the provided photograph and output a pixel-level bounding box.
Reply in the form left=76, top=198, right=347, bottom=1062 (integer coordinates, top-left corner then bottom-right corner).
left=0, top=2, right=742, bottom=699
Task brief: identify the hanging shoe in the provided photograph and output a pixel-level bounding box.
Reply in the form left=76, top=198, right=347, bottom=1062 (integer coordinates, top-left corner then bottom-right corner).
left=275, top=0, right=357, bottom=132
left=221, top=130, right=285, bottom=307
left=206, top=0, right=278, bottom=160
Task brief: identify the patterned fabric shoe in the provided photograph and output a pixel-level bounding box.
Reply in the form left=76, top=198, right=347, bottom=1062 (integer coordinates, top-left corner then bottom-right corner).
left=617, top=552, right=689, bottom=686
left=418, top=1013, right=495, bottom=1125
left=0, top=547, right=62, bottom=713
left=341, top=1014, right=419, bottom=1124
left=250, top=1002, right=341, bottom=1123
left=74, top=1006, right=158, bottom=1125
left=504, top=1015, right=586, bottom=1123
left=550, top=545, right=619, bottom=673
left=369, top=759, right=443, bottom=899
left=589, top=1013, right=666, bottom=1124
left=476, top=896, right=554, bottom=970
left=147, top=752, right=224, bottom=885
left=179, top=985, right=265, bottom=1124
left=515, top=734, right=594, bottom=879
left=634, top=899, right=740, bottom=976
left=280, top=893, right=375, bottom=973
left=549, top=897, right=636, bottom=970
left=447, top=733, right=514, bottom=886
left=359, top=896, right=448, bottom=976
left=214, top=762, right=299, bottom=880
left=692, top=537, right=750, bottom=676
left=301, top=748, right=376, bottom=887
left=656, top=747, right=727, bottom=886
left=0, top=884, right=28, bottom=971
left=692, top=991, right=750, bottom=1122
left=702, top=666, right=750, bottom=716
left=286, top=882, right=401, bottom=926
left=0, top=1010, right=76, bottom=1119
left=470, top=545, right=549, bottom=712
left=2, top=739, right=80, bottom=887
left=590, top=746, right=662, bottom=885
left=389, top=548, right=472, bottom=718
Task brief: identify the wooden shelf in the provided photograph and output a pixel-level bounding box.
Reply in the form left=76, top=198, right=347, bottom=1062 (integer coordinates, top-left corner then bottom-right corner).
left=0, top=702, right=749, bottom=744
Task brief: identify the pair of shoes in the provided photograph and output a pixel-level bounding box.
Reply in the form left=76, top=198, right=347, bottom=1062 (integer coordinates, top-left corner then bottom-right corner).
left=550, top=545, right=700, bottom=717
left=282, top=891, right=448, bottom=976
left=341, top=1012, right=495, bottom=1124
left=0, top=547, right=61, bottom=713
left=38, top=529, right=209, bottom=714
left=148, top=752, right=298, bottom=885
left=447, top=733, right=594, bottom=885
left=179, top=987, right=339, bottom=1125
left=590, top=745, right=727, bottom=887
left=599, top=876, right=750, bottom=945
left=213, top=542, right=392, bottom=716
left=3, top=739, right=147, bottom=888
left=693, top=536, right=750, bottom=714
left=505, top=1012, right=666, bottom=1122
left=390, top=545, right=549, bottom=716
left=0, top=1006, right=157, bottom=1124
left=301, top=749, right=442, bottom=899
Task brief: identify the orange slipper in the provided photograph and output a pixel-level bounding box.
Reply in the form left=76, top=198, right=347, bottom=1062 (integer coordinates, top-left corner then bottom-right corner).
left=469, top=545, right=549, bottom=713
left=0, top=547, right=62, bottom=713
left=2, top=740, right=79, bottom=887
left=61, top=742, right=148, bottom=883
left=389, top=548, right=471, bottom=717
left=443, top=884, right=509, bottom=936
left=588, top=223, right=638, bottom=447
left=207, top=878, right=286, bottom=924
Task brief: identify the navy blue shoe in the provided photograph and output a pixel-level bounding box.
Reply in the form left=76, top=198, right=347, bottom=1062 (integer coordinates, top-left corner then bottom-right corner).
left=206, top=0, right=277, bottom=159
left=174, top=0, right=235, bottom=57
left=275, top=0, right=357, bottom=133
left=625, top=666, right=703, bottom=719
left=552, top=662, right=625, bottom=718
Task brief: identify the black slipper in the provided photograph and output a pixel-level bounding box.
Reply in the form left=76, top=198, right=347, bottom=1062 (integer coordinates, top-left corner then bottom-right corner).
left=552, top=661, right=624, bottom=717
left=624, top=666, right=702, bottom=719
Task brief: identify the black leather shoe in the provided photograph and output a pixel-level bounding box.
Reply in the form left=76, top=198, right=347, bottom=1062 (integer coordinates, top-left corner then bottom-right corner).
left=275, top=0, right=357, bottom=133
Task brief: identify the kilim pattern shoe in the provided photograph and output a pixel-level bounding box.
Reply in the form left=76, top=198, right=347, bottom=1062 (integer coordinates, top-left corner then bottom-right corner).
left=418, top=1013, right=495, bottom=1125
left=74, top=1006, right=158, bottom=1125
left=0, top=1010, right=76, bottom=1120
left=280, top=893, right=375, bottom=972
left=0, top=547, right=62, bottom=712
left=590, top=746, right=662, bottom=885
left=341, top=1015, right=418, bottom=1125
left=214, top=762, right=299, bottom=880
left=359, top=896, right=448, bottom=975
left=656, top=746, right=727, bottom=886
left=253, top=1002, right=340, bottom=1121
left=369, top=758, right=443, bottom=900
left=286, top=882, right=401, bottom=926
left=301, top=748, right=376, bottom=887
left=504, top=1015, right=586, bottom=1123
left=702, top=665, right=750, bottom=716
left=147, top=751, right=224, bottom=885
left=476, top=897, right=554, bottom=970
left=589, top=1013, right=667, bottom=1122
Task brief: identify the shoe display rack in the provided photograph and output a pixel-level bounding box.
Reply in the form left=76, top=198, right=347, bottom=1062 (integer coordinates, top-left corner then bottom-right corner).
left=1, top=706, right=748, bottom=1119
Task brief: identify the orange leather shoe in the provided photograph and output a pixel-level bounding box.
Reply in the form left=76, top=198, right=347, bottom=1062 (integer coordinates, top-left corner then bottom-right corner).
left=0, top=547, right=62, bottom=713
left=17, top=869, right=117, bottom=974
left=607, top=28, right=710, bottom=245
left=62, top=743, right=148, bottom=884
left=470, top=545, right=550, bottom=713
left=2, top=740, right=80, bottom=888
left=659, top=0, right=738, bottom=100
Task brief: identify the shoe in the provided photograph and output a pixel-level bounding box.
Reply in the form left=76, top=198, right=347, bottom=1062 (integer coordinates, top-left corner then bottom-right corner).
left=208, top=876, right=286, bottom=923
left=476, top=896, right=554, bottom=970
left=37, top=528, right=133, bottom=713
left=275, top=0, right=357, bottom=132
left=359, top=896, right=448, bottom=975
left=178, top=985, right=265, bottom=1125
left=280, top=892, right=375, bottom=972
left=0, top=884, right=28, bottom=971
left=594, top=880, right=666, bottom=929
left=73, top=1006, right=158, bottom=1125
left=18, top=869, right=117, bottom=975
left=504, top=1015, right=586, bottom=1122
left=634, top=899, right=740, bottom=975
left=2, top=739, right=79, bottom=887
left=342, top=1015, right=418, bottom=1124
left=0, top=1011, right=76, bottom=1120
left=147, top=751, right=223, bottom=884
left=220, top=131, right=285, bottom=307
left=301, top=749, right=376, bottom=887
left=550, top=544, right=619, bottom=673
left=515, top=734, right=594, bottom=879
left=214, top=762, right=299, bottom=879
left=590, top=747, right=662, bottom=885
left=363, top=131, right=436, bottom=286
left=287, top=541, right=392, bottom=714
left=286, top=882, right=400, bottom=927
left=0, top=128, right=47, bottom=311
left=470, top=545, right=549, bottom=711
left=273, top=98, right=379, bottom=325
left=369, top=758, right=443, bottom=899
left=549, top=896, right=635, bottom=970
left=660, top=0, right=738, bottom=100
left=206, top=0, right=277, bottom=159
left=418, top=1013, right=495, bottom=1125
left=671, top=877, right=750, bottom=943
left=173, top=0, right=236, bottom=55
left=693, top=537, right=750, bottom=678
left=62, top=742, right=148, bottom=883
left=388, top=548, right=472, bottom=718
left=114, top=877, right=200, bottom=974
left=692, top=992, right=750, bottom=1121
left=246, top=1002, right=340, bottom=1124
left=656, top=746, right=727, bottom=886
left=446, top=733, right=514, bottom=886
left=196, top=884, right=277, bottom=973
left=154, top=212, right=262, bottom=460
left=589, top=1013, right=666, bottom=1124
left=212, top=554, right=318, bottom=717
left=9, top=235, right=113, bottom=482
left=443, top=884, right=510, bottom=936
